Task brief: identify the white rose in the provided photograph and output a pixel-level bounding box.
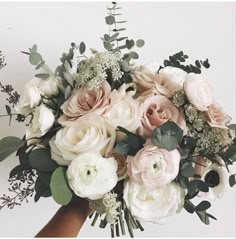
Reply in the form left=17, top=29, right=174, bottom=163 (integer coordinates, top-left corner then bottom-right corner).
left=123, top=181, right=185, bottom=224
left=184, top=73, right=214, bottom=111
left=25, top=104, right=55, bottom=145
left=38, top=76, right=59, bottom=96
left=67, top=152, right=118, bottom=200
left=49, top=115, right=116, bottom=166
left=103, top=94, right=142, bottom=139
left=15, top=78, right=41, bottom=115
left=159, top=66, right=187, bottom=91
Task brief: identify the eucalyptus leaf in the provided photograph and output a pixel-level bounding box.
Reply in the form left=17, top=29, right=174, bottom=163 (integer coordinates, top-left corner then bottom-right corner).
left=129, top=51, right=139, bottom=59
left=181, top=163, right=195, bottom=177
left=31, top=44, right=37, bottom=53
left=195, top=201, right=211, bottom=212
left=105, top=15, right=115, bottom=25
left=184, top=200, right=195, bottom=214
left=114, top=141, right=129, bottom=155
left=29, top=148, right=58, bottom=172
left=35, top=73, right=50, bottom=80
left=29, top=52, right=42, bottom=65
left=0, top=137, right=25, bottom=162
left=196, top=211, right=210, bottom=225
left=136, top=39, right=145, bottom=48
left=228, top=124, right=236, bottom=131
left=79, top=42, right=86, bottom=54
left=229, top=174, right=236, bottom=187
left=35, top=177, right=51, bottom=202
left=50, top=167, right=73, bottom=205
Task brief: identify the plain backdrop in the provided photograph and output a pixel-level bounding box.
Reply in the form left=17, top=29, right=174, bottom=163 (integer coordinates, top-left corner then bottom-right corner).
left=0, top=1, right=235, bottom=238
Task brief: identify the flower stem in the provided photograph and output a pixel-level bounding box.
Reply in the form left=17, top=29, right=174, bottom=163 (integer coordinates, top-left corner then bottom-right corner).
left=91, top=212, right=99, bottom=226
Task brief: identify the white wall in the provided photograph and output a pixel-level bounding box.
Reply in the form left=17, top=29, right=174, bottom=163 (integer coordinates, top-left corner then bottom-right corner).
left=0, top=2, right=235, bottom=237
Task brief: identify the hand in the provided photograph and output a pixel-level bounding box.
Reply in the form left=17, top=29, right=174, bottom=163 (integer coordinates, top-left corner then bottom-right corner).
left=36, top=198, right=94, bottom=237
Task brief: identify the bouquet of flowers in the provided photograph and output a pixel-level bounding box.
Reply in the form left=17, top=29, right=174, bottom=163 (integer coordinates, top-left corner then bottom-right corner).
left=0, top=2, right=235, bottom=237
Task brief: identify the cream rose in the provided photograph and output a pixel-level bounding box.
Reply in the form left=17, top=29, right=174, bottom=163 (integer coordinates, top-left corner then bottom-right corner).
left=49, top=116, right=116, bottom=166
left=138, top=95, right=186, bottom=137
left=25, top=104, right=55, bottom=145
left=38, top=76, right=59, bottom=96
left=184, top=73, right=213, bottom=111
left=127, top=143, right=180, bottom=189
left=15, top=78, right=41, bottom=115
left=123, top=181, right=185, bottom=223
left=67, top=152, right=118, bottom=200
left=59, top=81, right=112, bottom=126
left=206, top=102, right=231, bottom=129
left=131, top=65, right=187, bottom=98
left=103, top=94, right=142, bottom=136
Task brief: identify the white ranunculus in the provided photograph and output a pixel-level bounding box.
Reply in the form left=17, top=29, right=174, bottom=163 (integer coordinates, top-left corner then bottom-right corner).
left=67, top=152, right=118, bottom=200
left=25, top=104, right=55, bottom=145
left=103, top=94, right=142, bottom=139
left=123, top=181, right=185, bottom=224
left=159, top=66, right=187, bottom=91
left=38, top=76, right=59, bottom=96
left=49, top=115, right=116, bottom=166
left=15, top=78, right=41, bottom=115
left=199, top=161, right=230, bottom=201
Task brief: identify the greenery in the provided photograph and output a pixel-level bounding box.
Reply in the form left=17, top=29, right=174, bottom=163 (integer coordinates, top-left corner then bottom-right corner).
left=50, top=167, right=73, bottom=205
left=159, top=51, right=210, bottom=74
left=151, top=121, right=183, bottom=151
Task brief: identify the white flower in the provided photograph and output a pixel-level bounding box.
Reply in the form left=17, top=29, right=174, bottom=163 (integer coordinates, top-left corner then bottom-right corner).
left=199, top=162, right=230, bottom=201
left=103, top=94, right=142, bottom=140
left=66, top=152, right=118, bottom=200
left=49, top=115, right=116, bottom=166
left=159, top=66, right=187, bottom=91
left=15, top=78, right=41, bottom=115
left=25, top=104, right=55, bottom=145
left=184, top=73, right=214, bottom=111
left=123, top=181, right=185, bottom=224
left=38, top=76, right=59, bottom=96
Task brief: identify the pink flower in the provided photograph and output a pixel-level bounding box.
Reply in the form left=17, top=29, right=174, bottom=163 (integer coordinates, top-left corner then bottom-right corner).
left=138, top=95, right=187, bottom=137
left=206, top=103, right=231, bottom=129
left=184, top=73, right=214, bottom=111
left=127, top=143, right=181, bottom=189
left=58, top=81, right=113, bottom=126
left=131, top=65, right=187, bottom=99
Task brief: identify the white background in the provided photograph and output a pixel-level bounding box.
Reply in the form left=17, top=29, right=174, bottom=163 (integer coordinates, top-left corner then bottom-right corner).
left=0, top=1, right=235, bottom=237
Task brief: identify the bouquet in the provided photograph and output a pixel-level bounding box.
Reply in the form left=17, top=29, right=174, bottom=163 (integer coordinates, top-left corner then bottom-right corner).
left=0, top=2, right=236, bottom=237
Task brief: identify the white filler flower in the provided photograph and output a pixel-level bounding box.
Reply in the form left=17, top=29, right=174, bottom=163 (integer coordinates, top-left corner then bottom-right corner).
left=123, top=180, right=184, bottom=224
left=67, top=152, right=118, bottom=200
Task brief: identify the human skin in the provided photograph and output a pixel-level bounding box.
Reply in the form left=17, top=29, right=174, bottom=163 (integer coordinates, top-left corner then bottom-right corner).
left=35, top=199, right=93, bottom=237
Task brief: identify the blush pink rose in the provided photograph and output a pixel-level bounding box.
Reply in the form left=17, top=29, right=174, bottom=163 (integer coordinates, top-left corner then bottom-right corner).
left=127, top=143, right=180, bottom=189
left=184, top=73, right=214, bottom=111
left=58, top=81, right=113, bottom=126
left=206, top=103, right=231, bottom=129
left=138, top=95, right=187, bottom=137
left=131, top=65, right=187, bottom=99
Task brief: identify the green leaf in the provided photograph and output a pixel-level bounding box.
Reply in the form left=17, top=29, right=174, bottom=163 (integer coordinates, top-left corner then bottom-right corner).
left=114, top=141, right=129, bottom=155
left=111, top=32, right=119, bottom=40
left=195, top=201, right=211, bottom=211
left=180, top=136, right=196, bottom=159
left=188, top=180, right=209, bottom=196
left=35, top=177, right=51, bottom=202
left=35, top=61, right=45, bottom=70
left=229, top=174, right=236, bottom=187
left=129, top=51, right=139, bottom=59
left=105, top=15, right=115, bottom=25
left=181, top=163, right=195, bottom=177
left=136, top=39, right=145, bottom=48
left=225, top=145, right=236, bottom=162
left=121, top=60, right=129, bottom=72
left=31, top=44, right=37, bottom=53
left=228, top=124, right=236, bottom=131
left=35, top=73, right=50, bottom=80
left=9, top=164, right=26, bottom=178
left=0, top=137, right=25, bottom=162
left=103, top=41, right=113, bottom=51
left=29, top=52, right=42, bottom=65
left=29, top=148, right=58, bottom=172
left=79, top=42, right=86, bottom=54
left=104, top=34, right=110, bottom=41
left=151, top=121, right=183, bottom=151
left=184, top=200, right=195, bottom=214
left=50, top=167, right=73, bottom=205
left=196, top=211, right=210, bottom=225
